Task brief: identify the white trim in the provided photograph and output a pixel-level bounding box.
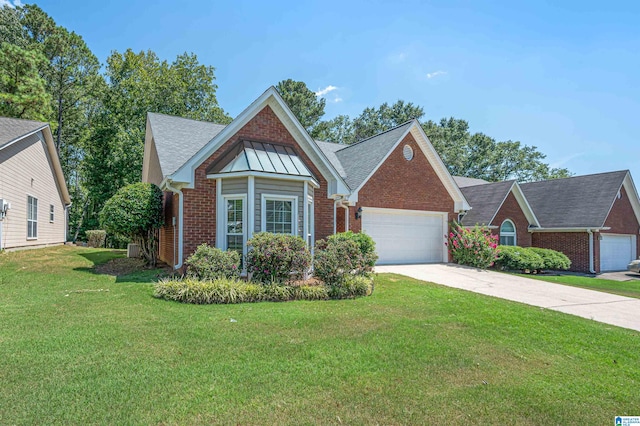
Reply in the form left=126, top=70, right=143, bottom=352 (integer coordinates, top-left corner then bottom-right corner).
left=49, top=204, right=55, bottom=223
left=207, top=170, right=319, bottom=188
left=307, top=194, right=315, bottom=252
left=499, top=219, right=517, bottom=246
left=602, top=172, right=640, bottom=228
left=170, top=87, right=349, bottom=196
left=222, top=194, right=248, bottom=260
left=348, top=121, right=470, bottom=212
left=486, top=182, right=540, bottom=228
left=531, top=227, right=610, bottom=233
left=303, top=181, right=308, bottom=244
left=0, top=125, right=47, bottom=153
left=164, top=180, right=184, bottom=270
left=216, top=178, right=223, bottom=249
left=247, top=176, right=255, bottom=239
left=26, top=194, right=38, bottom=240
left=261, top=194, right=298, bottom=235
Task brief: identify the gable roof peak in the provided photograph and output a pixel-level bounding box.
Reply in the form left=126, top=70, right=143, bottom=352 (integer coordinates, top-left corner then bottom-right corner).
left=337, top=119, right=415, bottom=152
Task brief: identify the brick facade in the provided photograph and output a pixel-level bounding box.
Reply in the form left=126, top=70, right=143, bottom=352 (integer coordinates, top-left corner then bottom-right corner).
left=491, top=192, right=532, bottom=247
left=158, top=191, right=178, bottom=266
left=349, top=132, right=456, bottom=234
left=532, top=232, right=591, bottom=272
left=167, top=105, right=334, bottom=267
left=602, top=186, right=640, bottom=258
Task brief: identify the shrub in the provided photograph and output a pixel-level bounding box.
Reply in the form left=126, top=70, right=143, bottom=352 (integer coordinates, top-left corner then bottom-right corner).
left=186, top=243, right=241, bottom=280
left=246, top=232, right=312, bottom=284
left=100, top=182, right=163, bottom=266
left=154, top=277, right=263, bottom=304
left=495, top=246, right=545, bottom=272
left=85, top=230, right=106, bottom=248
left=529, top=247, right=571, bottom=271
left=292, top=285, right=329, bottom=301
left=447, top=223, right=499, bottom=269
left=327, top=275, right=374, bottom=299
left=313, top=232, right=377, bottom=285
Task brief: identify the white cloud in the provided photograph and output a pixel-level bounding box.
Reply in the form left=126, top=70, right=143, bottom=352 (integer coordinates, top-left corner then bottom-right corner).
left=315, top=85, right=337, bottom=97
left=0, top=0, right=21, bottom=8
left=426, top=71, right=447, bottom=79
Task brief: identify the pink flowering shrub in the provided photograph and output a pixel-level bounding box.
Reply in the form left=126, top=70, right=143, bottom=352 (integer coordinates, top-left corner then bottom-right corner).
left=246, top=232, right=312, bottom=284
left=447, top=223, right=499, bottom=269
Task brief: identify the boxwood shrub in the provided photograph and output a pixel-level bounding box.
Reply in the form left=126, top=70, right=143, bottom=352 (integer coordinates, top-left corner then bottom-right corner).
left=313, top=231, right=377, bottom=285
left=495, top=245, right=545, bottom=272
left=528, top=247, right=571, bottom=271
left=246, top=232, right=312, bottom=284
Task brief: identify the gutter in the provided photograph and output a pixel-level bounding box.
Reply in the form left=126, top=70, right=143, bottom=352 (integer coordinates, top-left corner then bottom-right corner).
left=164, top=179, right=184, bottom=270
left=587, top=229, right=596, bottom=274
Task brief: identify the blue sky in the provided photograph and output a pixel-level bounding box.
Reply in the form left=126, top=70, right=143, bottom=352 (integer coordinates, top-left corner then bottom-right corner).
left=10, top=0, right=640, bottom=182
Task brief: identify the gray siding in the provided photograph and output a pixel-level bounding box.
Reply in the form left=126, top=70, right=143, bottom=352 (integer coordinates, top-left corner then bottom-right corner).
left=0, top=132, right=66, bottom=249
left=221, top=177, right=248, bottom=195
left=255, top=177, right=305, bottom=237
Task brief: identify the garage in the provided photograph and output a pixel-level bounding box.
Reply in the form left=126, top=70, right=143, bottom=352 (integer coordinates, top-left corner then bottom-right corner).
left=600, top=234, right=637, bottom=271
left=361, top=207, right=447, bottom=265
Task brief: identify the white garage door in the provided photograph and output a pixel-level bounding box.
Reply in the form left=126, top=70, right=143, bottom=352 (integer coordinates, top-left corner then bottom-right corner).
left=601, top=234, right=637, bottom=271
left=361, top=208, right=446, bottom=265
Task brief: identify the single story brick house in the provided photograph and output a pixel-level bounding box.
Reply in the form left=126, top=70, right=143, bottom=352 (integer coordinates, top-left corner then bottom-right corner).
left=0, top=117, right=71, bottom=250
left=142, top=87, right=470, bottom=269
left=458, top=171, right=640, bottom=273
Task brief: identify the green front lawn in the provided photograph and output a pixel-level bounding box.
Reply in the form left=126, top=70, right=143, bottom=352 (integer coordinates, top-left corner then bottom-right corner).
left=1, top=246, right=639, bottom=424
left=520, top=274, right=640, bottom=300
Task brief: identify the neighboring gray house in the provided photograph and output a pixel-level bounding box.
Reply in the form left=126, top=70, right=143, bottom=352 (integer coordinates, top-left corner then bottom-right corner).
left=0, top=117, right=71, bottom=250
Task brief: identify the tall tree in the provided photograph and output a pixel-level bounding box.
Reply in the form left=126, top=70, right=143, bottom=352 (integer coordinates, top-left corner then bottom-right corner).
left=311, top=114, right=355, bottom=144
left=0, top=42, right=51, bottom=121
left=276, top=79, right=325, bottom=132
left=352, top=100, right=425, bottom=141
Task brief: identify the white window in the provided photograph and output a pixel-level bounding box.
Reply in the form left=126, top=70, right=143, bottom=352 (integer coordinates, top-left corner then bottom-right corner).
left=262, top=195, right=297, bottom=235
left=500, top=219, right=516, bottom=246
left=27, top=195, right=38, bottom=239
left=49, top=205, right=55, bottom=223
left=224, top=196, right=246, bottom=259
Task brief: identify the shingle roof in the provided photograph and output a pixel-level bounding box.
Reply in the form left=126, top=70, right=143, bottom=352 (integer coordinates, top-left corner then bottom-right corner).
left=0, top=117, right=48, bottom=149
left=454, top=176, right=489, bottom=188
left=460, top=180, right=515, bottom=226
left=520, top=170, right=628, bottom=228
left=148, top=112, right=227, bottom=177
left=328, top=121, right=414, bottom=190
left=315, top=140, right=347, bottom=178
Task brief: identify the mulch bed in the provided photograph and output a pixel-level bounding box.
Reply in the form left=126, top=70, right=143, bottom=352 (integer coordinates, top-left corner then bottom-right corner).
left=94, top=257, right=172, bottom=277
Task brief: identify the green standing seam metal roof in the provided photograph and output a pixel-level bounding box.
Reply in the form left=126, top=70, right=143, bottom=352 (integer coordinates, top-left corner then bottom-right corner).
left=0, top=117, right=48, bottom=149
left=148, top=112, right=227, bottom=177
left=459, top=180, right=516, bottom=226
left=520, top=170, right=629, bottom=228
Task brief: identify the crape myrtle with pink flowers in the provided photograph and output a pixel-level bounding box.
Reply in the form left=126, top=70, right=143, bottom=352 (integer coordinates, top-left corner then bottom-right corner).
left=446, top=222, right=499, bottom=269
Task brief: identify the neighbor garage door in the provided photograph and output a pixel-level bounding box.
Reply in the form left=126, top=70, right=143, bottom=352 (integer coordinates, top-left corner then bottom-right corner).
left=600, top=234, right=637, bottom=271
left=361, top=208, right=446, bottom=265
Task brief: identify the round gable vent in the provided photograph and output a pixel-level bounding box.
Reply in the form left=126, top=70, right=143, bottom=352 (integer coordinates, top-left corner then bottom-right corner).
left=403, top=144, right=414, bottom=161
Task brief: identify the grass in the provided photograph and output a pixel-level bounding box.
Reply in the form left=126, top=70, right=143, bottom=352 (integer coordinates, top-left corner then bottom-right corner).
left=0, top=246, right=639, bottom=425
left=520, top=273, right=640, bottom=300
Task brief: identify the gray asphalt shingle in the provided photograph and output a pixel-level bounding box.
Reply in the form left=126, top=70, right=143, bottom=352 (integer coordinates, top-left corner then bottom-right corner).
left=460, top=180, right=515, bottom=226
left=454, top=176, right=490, bottom=188
left=520, top=170, right=628, bottom=228
left=0, top=117, right=48, bottom=149
left=148, top=112, right=227, bottom=177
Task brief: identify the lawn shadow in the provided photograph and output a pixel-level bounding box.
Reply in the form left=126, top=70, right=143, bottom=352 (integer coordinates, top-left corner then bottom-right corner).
left=75, top=250, right=170, bottom=284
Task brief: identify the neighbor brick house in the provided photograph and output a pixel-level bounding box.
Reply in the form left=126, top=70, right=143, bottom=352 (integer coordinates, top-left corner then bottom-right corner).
left=458, top=171, right=640, bottom=273
left=142, top=87, right=470, bottom=269
left=0, top=117, right=71, bottom=250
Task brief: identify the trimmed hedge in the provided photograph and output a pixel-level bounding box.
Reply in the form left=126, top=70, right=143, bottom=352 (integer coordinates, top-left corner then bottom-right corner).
left=495, top=246, right=571, bottom=272
left=529, top=247, right=571, bottom=271
left=153, top=276, right=374, bottom=305
left=313, top=231, right=377, bottom=285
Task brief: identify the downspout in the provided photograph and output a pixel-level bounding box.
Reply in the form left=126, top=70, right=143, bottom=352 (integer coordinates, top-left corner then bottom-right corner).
left=333, top=199, right=338, bottom=234
left=165, top=180, right=184, bottom=270
left=587, top=229, right=596, bottom=274
left=65, top=202, right=72, bottom=242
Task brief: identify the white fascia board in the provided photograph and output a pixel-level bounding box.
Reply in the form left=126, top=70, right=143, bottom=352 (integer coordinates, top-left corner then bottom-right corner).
left=170, top=87, right=349, bottom=197
left=41, top=126, right=71, bottom=206
left=530, top=227, right=610, bottom=233
left=411, top=122, right=471, bottom=212
left=0, top=124, right=48, bottom=153
left=623, top=172, right=640, bottom=226
left=512, top=182, right=541, bottom=227
left=207, top=170, right=320, bottom=188
left=142, top=117, right=156, bottom=183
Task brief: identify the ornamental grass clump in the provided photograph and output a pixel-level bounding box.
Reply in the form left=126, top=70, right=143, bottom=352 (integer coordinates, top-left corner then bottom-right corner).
left=447, top=223, right=499, bottom=269
left=245, top=232, right=312, bottom=284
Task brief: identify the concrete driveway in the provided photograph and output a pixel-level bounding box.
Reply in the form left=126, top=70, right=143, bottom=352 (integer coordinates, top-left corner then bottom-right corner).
left=376, top=264, right=640, bottom=333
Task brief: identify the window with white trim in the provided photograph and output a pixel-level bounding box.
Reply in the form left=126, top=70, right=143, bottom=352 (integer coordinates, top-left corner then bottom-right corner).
left=49, top=205, right=55, bottom=223
left=500, top=219, right=516, bottom=246
left=27, top=196, right=38, bottom=239
left=225, top=197, right=245, bottom=256
left=262, top=195, right=297, bottom=235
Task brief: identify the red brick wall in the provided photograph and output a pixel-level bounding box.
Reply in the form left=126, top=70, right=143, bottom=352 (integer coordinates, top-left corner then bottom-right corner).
left=532, top=232, right=591, bottom=272
left=602, top=186, right=640, bottom=258
left=159, top=191, right=178, bottom=266
left=349, top=132, right=455, bottom=234
left=179, top=105, right=333, bottom=265
left=491, top=192, right=532, bottom=247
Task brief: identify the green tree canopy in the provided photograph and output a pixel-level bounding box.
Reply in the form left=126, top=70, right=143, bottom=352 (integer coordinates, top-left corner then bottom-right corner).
left=0, top=42, right=51, bottom=121
left=276, top=79, right=326, bottom=132
left=100, top=182, right=163, bottom=265
left=352, top=100, right=425, bottom=141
